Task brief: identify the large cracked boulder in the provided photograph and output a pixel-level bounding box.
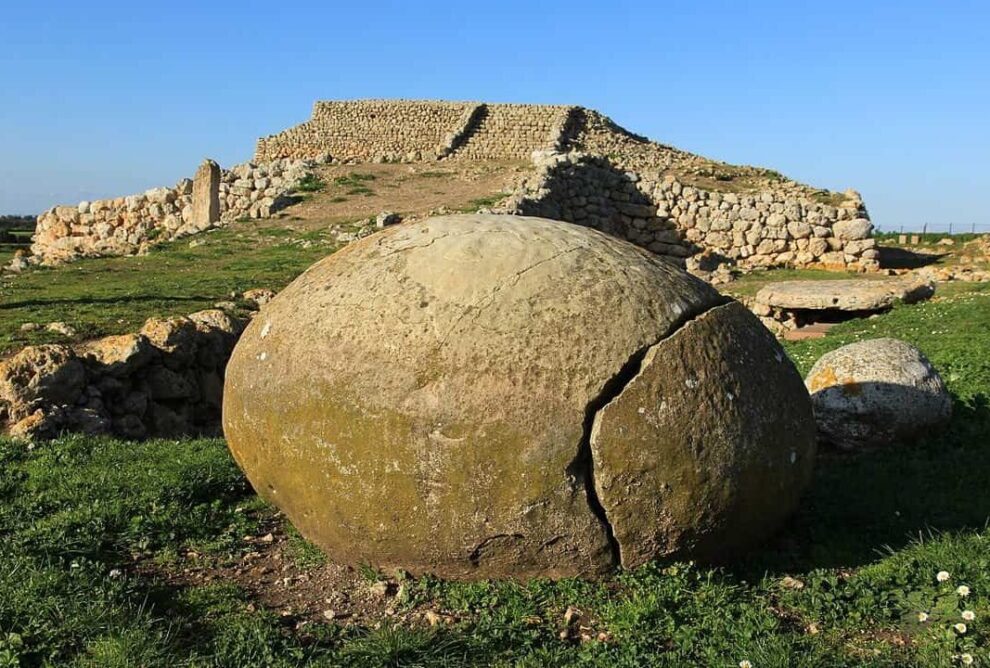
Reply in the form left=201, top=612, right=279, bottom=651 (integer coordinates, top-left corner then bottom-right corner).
left=223, top=214, right=816, bottom=579
left=806, top=338, right=952, bottom=449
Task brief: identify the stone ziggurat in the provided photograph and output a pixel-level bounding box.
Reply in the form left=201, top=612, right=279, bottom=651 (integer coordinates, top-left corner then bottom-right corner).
left=26, top=99, right=877, bottom=272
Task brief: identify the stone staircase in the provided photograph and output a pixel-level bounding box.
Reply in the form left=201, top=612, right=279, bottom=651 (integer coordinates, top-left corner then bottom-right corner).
left=450, top=104, right=565, bottom=160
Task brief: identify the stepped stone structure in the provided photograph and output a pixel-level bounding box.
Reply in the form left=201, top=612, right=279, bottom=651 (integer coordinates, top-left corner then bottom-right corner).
left=26, top=98, right=876, bottom=271
left=255, top=99, right=876, bottom=271
left=255, top=100, right=577, bottom=162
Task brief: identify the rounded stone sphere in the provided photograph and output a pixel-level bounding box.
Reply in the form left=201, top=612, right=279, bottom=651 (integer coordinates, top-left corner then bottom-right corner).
left=805, top=337, right=951, bottom=449
left=223, top=214, right=816, bottom=580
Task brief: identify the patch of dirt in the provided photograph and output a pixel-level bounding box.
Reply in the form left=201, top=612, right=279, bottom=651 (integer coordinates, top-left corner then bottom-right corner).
left=134, top=508, right=610, bottom=643
left=281, top=160, right=530, bottom=229
left=135, top=510, right=459, bottom=630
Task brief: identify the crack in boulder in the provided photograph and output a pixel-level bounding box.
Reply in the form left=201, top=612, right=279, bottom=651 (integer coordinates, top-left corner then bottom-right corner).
left=569, top=296, right=729, bottom=567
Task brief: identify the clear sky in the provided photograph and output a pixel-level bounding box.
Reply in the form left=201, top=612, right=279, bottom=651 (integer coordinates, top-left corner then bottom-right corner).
left=1, top=1, right=987, bottom=230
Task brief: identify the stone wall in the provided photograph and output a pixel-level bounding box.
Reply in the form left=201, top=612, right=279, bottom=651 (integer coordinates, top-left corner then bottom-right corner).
left=0, top=308, right=251, bottom=440
left=504, top=153, right=693, bottom=258
left=255, top=99, right=577, bottom=163
left=503, top=153, right=877, bottom=271
left=445, top=104, right=573, bottom=160
left=255, top=100, right=477, bottom=163
left=31, top=158, right=310, bottom=264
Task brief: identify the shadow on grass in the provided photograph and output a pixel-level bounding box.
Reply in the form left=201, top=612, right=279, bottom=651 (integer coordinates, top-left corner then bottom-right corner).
left=739, top=393, right=990, bottom=575
left=0, top=294, right=213, bottom=310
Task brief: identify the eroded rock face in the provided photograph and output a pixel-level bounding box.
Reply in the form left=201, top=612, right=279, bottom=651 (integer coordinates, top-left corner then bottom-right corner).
left=805, top=338, right=952, bottom=449
left=0, top=345, right=85, bottom=422
left=223, top=214, right=816, bottom=579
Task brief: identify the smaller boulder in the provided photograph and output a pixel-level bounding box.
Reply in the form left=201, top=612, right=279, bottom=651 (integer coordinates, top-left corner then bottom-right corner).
left=46, top=321, right=77, bottom=338
left=140, top=316, right=199, bottom=368
left=805, top=338, right=951, bottom=449
left=78, top=333, right=155, bottom=377
left=376, top=211, right=401, bottom=228
left=242, top=288, right=276, bottom=309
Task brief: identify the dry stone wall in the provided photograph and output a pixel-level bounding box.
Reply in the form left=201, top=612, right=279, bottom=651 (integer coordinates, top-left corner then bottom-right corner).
left=503, top=153, right=877, bottom=271
left=255, top=100, right=476, bottom=163
left=255, top=99, right=577, bottom=163
left=447, top=104, right=573, bottom=160
left=31, top=158, right=311, bottom=263
left=0, top=308, right=253, bottom=440
left=503, top=153, right=693, bottom=258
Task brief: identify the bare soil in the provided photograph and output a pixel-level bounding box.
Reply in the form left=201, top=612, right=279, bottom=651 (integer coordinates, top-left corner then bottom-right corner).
left=136, top=510, right=460, bottom=631
left=281, top=160, right=529, bottom=228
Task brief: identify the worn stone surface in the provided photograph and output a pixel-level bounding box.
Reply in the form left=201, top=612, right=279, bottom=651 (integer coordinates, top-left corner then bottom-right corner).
left=755, top=278, right=935, bottom=312
left=805, top=338, right=952, bottom=449
left=191, top=159, right=221, bottom=227
left=223, top=213, right=816, bottom=579
left=590, top=301, right=815, bottom=567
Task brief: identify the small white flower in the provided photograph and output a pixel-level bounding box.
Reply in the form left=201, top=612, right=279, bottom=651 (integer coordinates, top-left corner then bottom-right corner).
left=957, top=585, right=971, bottom=597
left=917, top=611, right=929, bottom=622
left=960, top=653, right=974, bottom=665
left=954, top=622, right=968, bottom=634
left=739, top=661, right=753, bottom=668
left=962, top=610, right=976, bottom=621
left=938, top=571, right=951, bottom=582
left=108, top=568, right=123, bottom=578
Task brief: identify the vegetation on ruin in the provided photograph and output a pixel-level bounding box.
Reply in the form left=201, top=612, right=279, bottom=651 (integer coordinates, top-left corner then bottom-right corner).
left=332, top=172, right=377, bottom=197
left=294, top=174, right=327, bottom=194
left=1, top=285, right=988, bottom=666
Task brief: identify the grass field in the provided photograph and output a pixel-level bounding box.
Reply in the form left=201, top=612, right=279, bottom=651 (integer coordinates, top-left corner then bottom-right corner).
left=1, top=284, right=988, bottom=666
left=0, top=220, right=348, bottom=356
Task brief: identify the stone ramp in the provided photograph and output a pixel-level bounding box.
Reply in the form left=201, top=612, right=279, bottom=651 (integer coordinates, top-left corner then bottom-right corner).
left=439, top=103, right=568, bottom=160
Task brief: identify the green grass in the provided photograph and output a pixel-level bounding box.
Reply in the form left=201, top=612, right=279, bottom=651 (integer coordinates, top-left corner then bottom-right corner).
left=328, top=173, right=377, bottom=197
left=455, top=194, right=505, bottom=213
left=0, top=222, right=339, bottom=355
left=294, top=174, right=326, bottom=193
left=1, top=287, right=988, bottom=665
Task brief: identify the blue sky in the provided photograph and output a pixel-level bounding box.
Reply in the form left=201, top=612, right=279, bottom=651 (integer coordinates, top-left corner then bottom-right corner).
left=1, top=1, right=987, bottom=230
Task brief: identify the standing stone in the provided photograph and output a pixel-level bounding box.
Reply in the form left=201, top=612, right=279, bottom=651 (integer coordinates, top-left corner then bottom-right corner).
left=192, top=159, right=221, bottom=227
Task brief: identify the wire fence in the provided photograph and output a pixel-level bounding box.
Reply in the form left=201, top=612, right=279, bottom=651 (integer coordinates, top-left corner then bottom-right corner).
left=874, top=222, right=990, bottom=236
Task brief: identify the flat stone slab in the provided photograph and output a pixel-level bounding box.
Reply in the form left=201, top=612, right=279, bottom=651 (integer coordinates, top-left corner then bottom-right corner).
left=756, top=278, right=934, bottom=312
